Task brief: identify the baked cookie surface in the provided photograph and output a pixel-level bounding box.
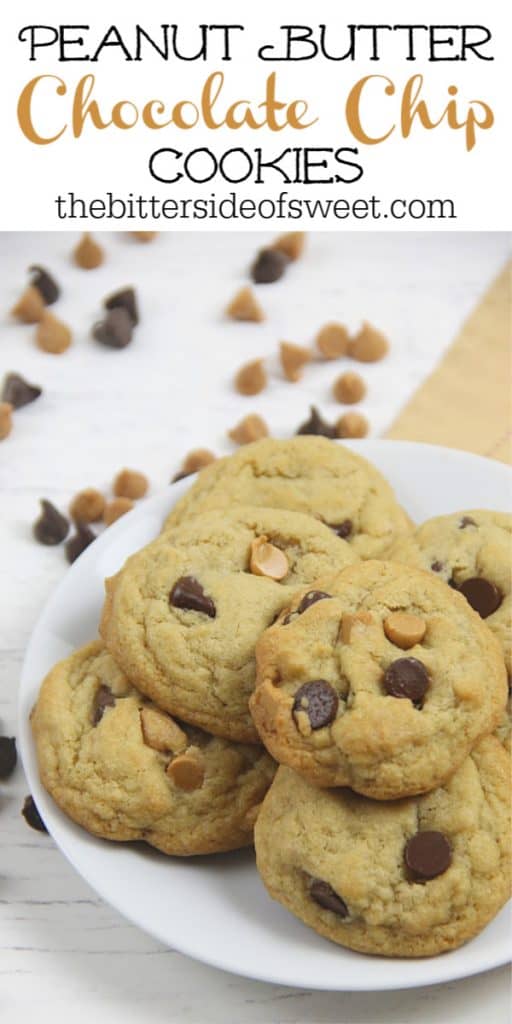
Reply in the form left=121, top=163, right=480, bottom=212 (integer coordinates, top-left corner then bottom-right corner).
left=255, top=740, right=511, bottom=958
left=100, top=506, right=357, bottom=742
left=163, top=438, right=412, bottom=560
left=251, top=560, right=507, bottom=798
left=389, top=510, right=511, bottom=672
left=31, top=642, right=275, bottom=856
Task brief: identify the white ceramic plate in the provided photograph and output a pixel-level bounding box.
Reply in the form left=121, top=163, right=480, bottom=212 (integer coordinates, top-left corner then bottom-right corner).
left=18, top=441, right=512, bottom=991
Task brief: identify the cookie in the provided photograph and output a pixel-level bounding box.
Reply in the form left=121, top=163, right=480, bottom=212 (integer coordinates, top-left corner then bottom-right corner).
left=100, top=507, right=357, bottom=743
left=163, top=437, right=412, bottom=560
left=31, top=642, right=275, bottom=856
left=255, top=738, right=511, bottom=958
left=250, top=560, right=507, bottom=798
left=389, top=510, right=511, bottom=673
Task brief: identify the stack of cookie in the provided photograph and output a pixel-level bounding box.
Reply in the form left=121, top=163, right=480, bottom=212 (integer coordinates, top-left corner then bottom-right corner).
left=31, top=438, right=511, bottom=957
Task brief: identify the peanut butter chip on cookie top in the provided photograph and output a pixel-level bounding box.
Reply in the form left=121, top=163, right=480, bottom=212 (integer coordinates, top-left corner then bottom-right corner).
left=384, top=612, right=427, bottom=650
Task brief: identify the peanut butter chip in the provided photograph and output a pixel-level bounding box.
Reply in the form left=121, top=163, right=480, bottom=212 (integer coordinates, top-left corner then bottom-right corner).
left=333, top=371, right=366, bottom=405
left=228, top=414, right=269, bottom=445
left=315, top=322, right=350, bottom=360
left=271, top=232, right=306, bottom=262
left=336, top=411, right=369, bottom=439
left=226, top=286, right=265, bottom=323
left=131, top=232, right=158, bottom=242
left=11, top=285, right=46, bottom=323
left=113, top=468, right=148, bottom=500
left=349, top=322, right=389, bottom=363
left=36, top=311, right=72, bottom=354
left=140, top=706, right=187, bottom=754
left=235, top=359, right=267, bottom=396
left=340, top=611, right=374, bottom=644
left=167, top=748, right=205, bottom=791
left=182, top=449, right=217, bottom=474
left=73, top=233, right=105, bottom=270
left=103, top=497, right=134, bottom=525
left=384, top=612, right=427, bottom=650
left=69, top=488, right=105, bottom=523
left=280, top=341, right=311, bottom=382
left=250, top=536, right=289, bottom=580
left=0, top=403, right=13, bottom=441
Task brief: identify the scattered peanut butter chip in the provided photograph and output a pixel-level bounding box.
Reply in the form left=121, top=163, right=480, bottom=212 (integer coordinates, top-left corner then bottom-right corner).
left=250, top=536, right=289, bottom=580
left=73, top=233, right=105, bottom=270
left=69, top=488, right=105, bottom=523
left=103, top=497, right=134, bottom=525
left=340, top=611, right=374, bottom=644
left=242, top=802, right=263, bottom=832
left=228, top=413, right=269, bottom=446
left=316, top=322, right=350, bottom=360
left=167, top=748, right=205, bottom=791
left=113, top=468, right=148, bottom=500
left=131, top=231, right=158, bottom=242
left=335, top=411, right=369, bottom=439
left=235, top=359, right=267, bottom=396
left=226, top=286, right=265, bottom=323
left=271, top=232, right=306, bottom=262
left=11, top=286, right=46, bottom=324
left=29, top=266, right=60, bottom=305
left=36, top=311, right=72, bottom=355
left=349, top=322, right=389, bottom=363
left=182, top=449, right=216, bottom=474
left=0, top=402, right=13, bottom=441
left=333, top=371, right=366, bottom=405
left=140, top=707, right=187, bottom=754
left=280, top=341, right=312, bottom=383
left=384, top=612, right=426, bottom=650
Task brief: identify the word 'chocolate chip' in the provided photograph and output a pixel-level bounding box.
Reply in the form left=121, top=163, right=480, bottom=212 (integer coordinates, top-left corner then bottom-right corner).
left=2, top=373, right=42, bottom=409
left=293, top=680, right=339, bottom=730
left=329, top=519, right=353, bottom=539
left=383, top=657, right=430, bottom=703
left=297, top=591, right=332, bottom=615
left=92, top=685, right=115, bottom=726
left=29, top=265, right=60, bottom=305
left=296, top=406, right=336, bottom=438
left=404, top=830, right=452, bottom=880
left=33, top=500, right=69, bottom=546
left=93, top=307, right=133, bottom=349
left=65, top=523, right=96, bottom=564
left=105, top=287, right=139, bottom=325
left=310, top=879, right=348, bottom=917
left=21, top=795, right=48, bottom=833
left=0, top=737, right=17, bottom=779
left=458, top=577, right=502, bottom=619
left=251, top=248, right=287, bottom=284
left=170, top=576, right=216, bottom=618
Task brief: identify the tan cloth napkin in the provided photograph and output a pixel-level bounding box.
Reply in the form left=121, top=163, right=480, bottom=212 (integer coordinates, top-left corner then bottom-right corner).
left=386, top=262, right=511, bottom=464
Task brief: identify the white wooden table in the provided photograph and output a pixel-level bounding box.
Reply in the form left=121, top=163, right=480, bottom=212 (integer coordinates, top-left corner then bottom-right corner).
left=1, top=231, right=510, bottom=1024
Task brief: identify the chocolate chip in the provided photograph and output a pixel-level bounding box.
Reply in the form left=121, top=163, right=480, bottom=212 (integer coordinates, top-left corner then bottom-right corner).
left=170, top=576, right=216, bottom=618
left=33, top=500, right=69, bottom=546
left=2, top=373, right=42, bottom=409
left=296, top=406, right=337, bottom=438
left=251, top=248, right=287, bottom=284
left=105, top=287, right=139, bottom=325
left=329, top=519, right=353, bottom=539
left=171, top=470, right=194, bottom=483
left=431, top=561, right=444, bottom=573
left=458, top=577, right=502, bottom=619
left=29, top=266, right=60, bottom=305
left=91, top=685, right=116, bottom=726
left=383, top=657, right=430, bottom=704
left=293, top=680, right=339, bottom=729
left=65, top=523, right=95, bottom=564
left=297, top=591, right=332, bottom=614
left=448, top=577, right=458, bottom=589
left=93, top=307, right=133, bottom=349
left=404, top=830, right=452, bottom=880
left=310, top=879, right=348, bottom=917
left=21, top=795, right=48, bottom=833
left=0, top=737, right=17, bottom=779
left=459, top=516, right=477, bottom=529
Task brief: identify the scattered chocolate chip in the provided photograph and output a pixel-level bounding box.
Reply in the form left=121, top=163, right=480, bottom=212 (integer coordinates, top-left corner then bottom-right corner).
left=29, top=266, right=60, bottom=305
left=105, top=287, right=139, bottom=325
left=293, top=680, right=339, bottom=729
left=21, top=795, right=48, bottom=833
left=251, top=248, right=287, bottom=284
left=171, top=469, right=194, bottom=483
left=296, top=406, right=336, bottom=439
left=0, top=737, right=17, bottom=779
left=383, top=657, right=430, bottom=704
left=431, top=561, right=444, bottom=573
left=297, top=591, right=332, bottom=614
left=329, top=519, right=353, bottom=540
left=458, top=577, right=502, bottom=619
left=459, top=516, right=477, bottom=529
left=310, top=879, right=348, bottom=917
left=65, top=523, right=96, bottom=564
left=91, top=685, right=116, bottom=725
left=170, top=576, right=216, bottom=618
left=2, top=373, right=42, bottom=410
left=404, top=830, right=452, bottom=880
left=93, top=307, right=133, bottom=349
left=33, top=500, right=69, bottom=546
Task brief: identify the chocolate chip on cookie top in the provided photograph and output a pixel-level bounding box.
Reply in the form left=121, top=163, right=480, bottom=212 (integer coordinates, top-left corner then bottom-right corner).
left=382, top=658, right=430, bottom=704
left=310, top=879, right=349, bottom=918
left=404, top=830, right=452, bottom=880
left=169, top=576, right=216, bottom=618
left=293, top=681, right=339, bottom=731
left=458, top=577, right=502, bottom=619
left=91, top=685, right=115, bottom=725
